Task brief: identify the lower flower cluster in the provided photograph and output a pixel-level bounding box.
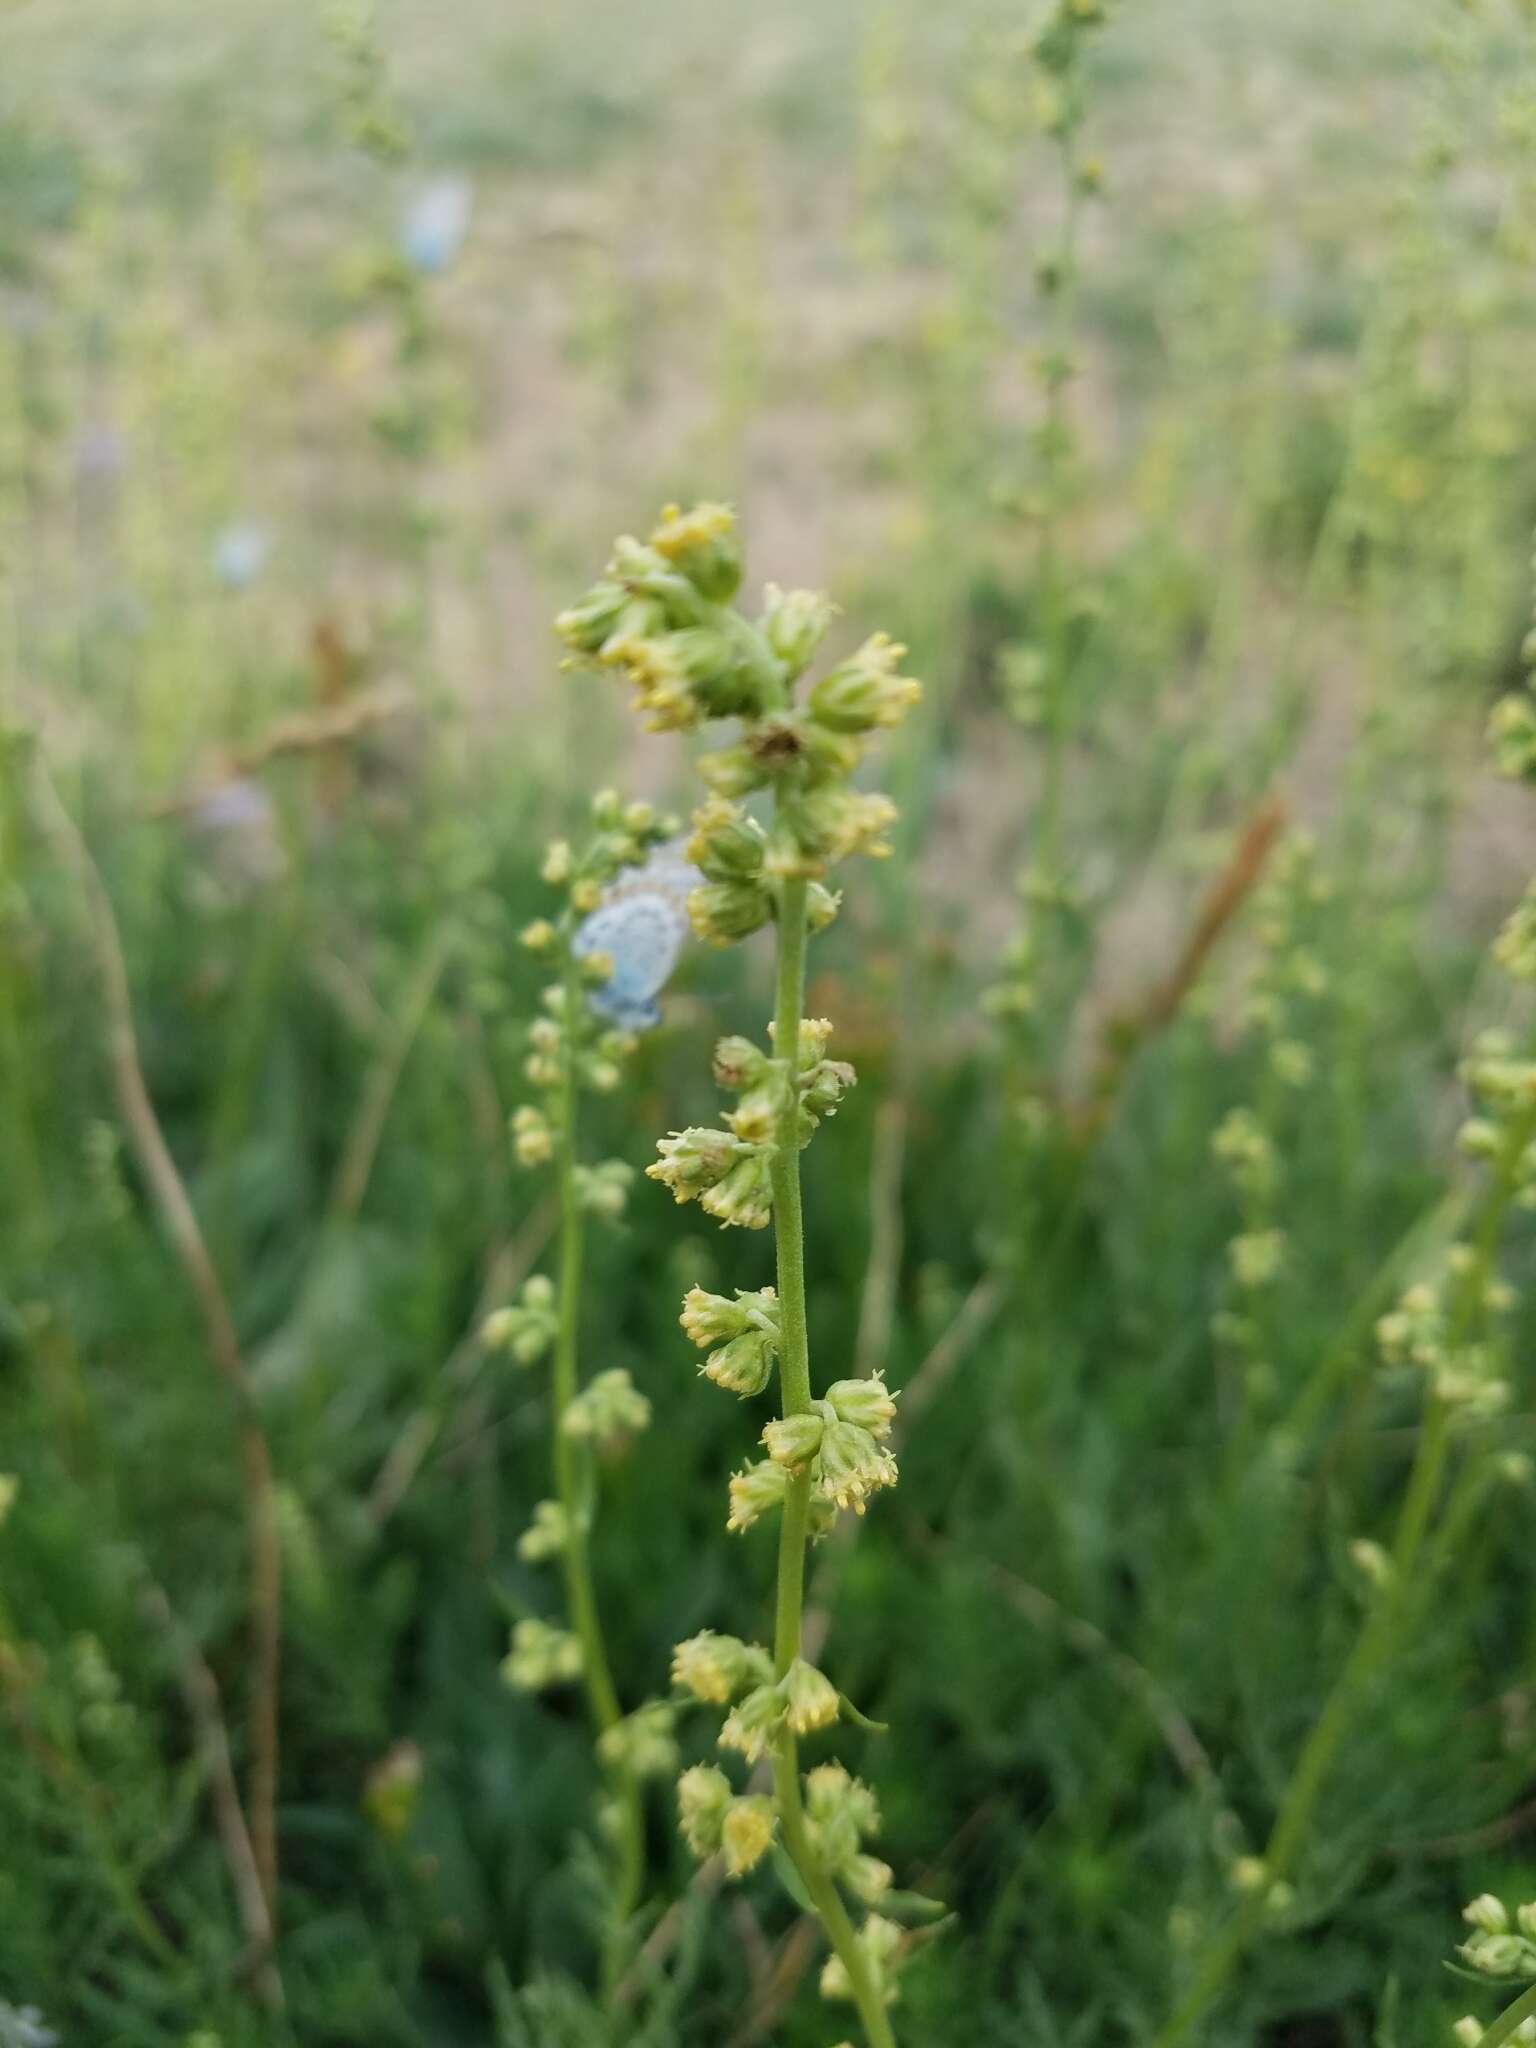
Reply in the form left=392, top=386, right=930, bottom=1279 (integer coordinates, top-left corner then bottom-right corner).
left=670, top=1633, right=908, bottom=2006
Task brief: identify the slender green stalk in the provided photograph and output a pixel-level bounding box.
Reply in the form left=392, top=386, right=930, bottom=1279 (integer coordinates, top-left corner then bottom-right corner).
left=1473, top=1983, right=1536, bottom=2048
left=766, top=873, right=897, bottom=2048
left=550, top=931, right=643, bottom=1988
left=1158, top=1103, right=1536, bottom=2048
left=1155, top=1402, right=1451, bottom=2048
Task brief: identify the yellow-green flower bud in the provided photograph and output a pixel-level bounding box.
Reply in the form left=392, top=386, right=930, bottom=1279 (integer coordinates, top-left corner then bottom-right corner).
left=806, top=882, right=842, bottom=933
left=800, top=1057, right=857, bottom=1127
left=541, top=839, right=573, bottom=886
left=562, top=1367, right=651, bottom=1444
left=1490, top=694, right=1536, bottom=780
left=720, top=1681, right=787, bottom=1763
left=519, top=918, right=557, bottom=953
left=815, top=1418, right=898, bottom=1514
left=728, top=1085, right=780, bottom=1147
left=650, top=501, right=742, bottom=603
left=847, top=1853, right=895, bottom=1903
left=722, top=1794, right=778, bottom=1877
left=511, top=1104, right=554, bottom=1167
left=824, top=1374, right=897, bottom=1440
left=698, top=743, right=766, bottom=798
left=677, top=1763, right=732, bottom=1856
left=760, top=583, right=836, bottom=678
left=362, top=1740, right=424, bottom=1841
left=597, top=1701, right=678, bottom=1778
left=808, top=632, right=922, bottom=733
left=648, top=1127, right=741, bottom=1203
left=762, top=1411, right=826, bottom=1469
left=713, top=1034, right=772, bottom=1092
left=554, top=580, right=637, bottom=656
left=782, top=1657, right=839, bottom=1735
left=699, top=1148, right=776, bottom=1230
left=1466, top=1896, right=1511, bottom=1936
left=727, top=1458, right=788, bottom=1533
left=701, top=1330, right=777, bottom=1397
left=575, top=1158, right=633, bottom=1219
left=1229, top=1229, right=1285, bottom=1289
left=1462, top=1934, right=1529, bottom=1977
left=766, top=788, right=898, bottom=879
left=671, top=1630, right=772, bottom=1703
left=502, top=1618, right=583, bottom=1692
left=805, top=1762, right=880, bottom=1838
left=482, top=1273, right=558, bottom=1365
left=601, top=633, right=706, bottom=732
left=680, top=1283, right=775, bottom=1347
left=517, top=1499, right=570, bottom=1562
left=819, top=1913, right=902, bottom=2005
left=688, top=879, right=775, bottom=946
left=688, top=797, right=766, bottom=881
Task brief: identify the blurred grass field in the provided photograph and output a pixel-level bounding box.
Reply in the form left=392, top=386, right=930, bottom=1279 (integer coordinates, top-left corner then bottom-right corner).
left=5, top=1, right=1536, bottom=2044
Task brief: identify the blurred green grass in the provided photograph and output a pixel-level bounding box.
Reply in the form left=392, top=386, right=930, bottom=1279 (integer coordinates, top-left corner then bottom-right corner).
left=3, top=0, right=1536, bottom=2043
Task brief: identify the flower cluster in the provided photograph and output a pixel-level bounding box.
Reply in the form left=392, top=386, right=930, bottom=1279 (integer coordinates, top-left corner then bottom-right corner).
left=1376, top=1251, right=1511, bottom=1418
left=647, top=1020, right=858, bottom=1232
left=562, top=1367, right=652, bottom=1448
left=597, top=1700, right=679, bottom=1780
left=676, top=1763, right=778, bottom=1878
left=561, top=504, right=925, bottom=2036
left=681, top=1284, right=782, bottom=1396
left=1458, top=1894, right=1536, bottom=1983
left=558, top=502, right=918, bottom=944
left=804, top=1762, right=896, bottom=1907
left=1241, top=832, right=1330, bottom=1080
left=822, top=1912, right=903, bottom=2007
left=481, top=1274, right=557, bottom=1365
left=502, top=1617, right=583, bottom=1693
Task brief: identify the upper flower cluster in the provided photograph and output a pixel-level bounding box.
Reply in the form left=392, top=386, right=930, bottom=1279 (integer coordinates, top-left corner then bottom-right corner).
left=556, top=502, right=921, bottom=948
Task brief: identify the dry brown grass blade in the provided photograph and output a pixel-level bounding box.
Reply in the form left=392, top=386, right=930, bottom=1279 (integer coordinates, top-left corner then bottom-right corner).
left=1073, top=791, right=1289, bottom=1143
left=147, top=683, right=411, bottom=819
left=32, top=760, right=284, bottom=1934
left=140, top=1580, right=285, bottom=2008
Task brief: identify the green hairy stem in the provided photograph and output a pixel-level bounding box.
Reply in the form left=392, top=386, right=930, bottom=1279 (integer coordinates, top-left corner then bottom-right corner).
left=768, top=873, right=897, bottom=2048
left=552, top=928, right=642, bottom=1992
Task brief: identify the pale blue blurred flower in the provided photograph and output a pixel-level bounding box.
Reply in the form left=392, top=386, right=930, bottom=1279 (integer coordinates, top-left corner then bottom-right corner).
left=188, top=778, right=285, bottom=893
left=74, top=423, right=127, bottom=487
left=402, top=176, right=473, bottom=275
left=212, top=523, right=270, bottom=589
left=0, top=2002, right=59, bottom=2048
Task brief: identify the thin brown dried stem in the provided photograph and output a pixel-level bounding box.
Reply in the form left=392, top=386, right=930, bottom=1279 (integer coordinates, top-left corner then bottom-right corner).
left=140, top=1581, right=285, bottom=2009
left=32, top=761, right=283, bottom=1926
left=1073, top=791, right=1289, bottom=1144
left=148, top=685, right=410, bottom=819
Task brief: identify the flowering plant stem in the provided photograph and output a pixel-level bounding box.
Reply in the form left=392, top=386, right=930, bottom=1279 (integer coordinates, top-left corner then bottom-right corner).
left=1156, top=1107, right=1535, bottom=2048
left=767, top=873, right=897, bottom=2048
left=1475, top=1984, right=1536, bottom=2048
left=551, top=934, right=642, bottom=1995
